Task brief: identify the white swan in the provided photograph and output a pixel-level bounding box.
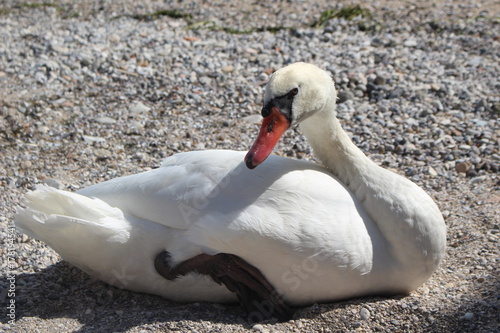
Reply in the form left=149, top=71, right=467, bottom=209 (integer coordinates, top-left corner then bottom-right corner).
left=15, top=62, right=446, bottom=320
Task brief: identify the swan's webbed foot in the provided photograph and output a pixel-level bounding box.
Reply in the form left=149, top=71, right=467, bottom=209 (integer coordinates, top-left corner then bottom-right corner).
left=154, top=251, right=293, bottom=321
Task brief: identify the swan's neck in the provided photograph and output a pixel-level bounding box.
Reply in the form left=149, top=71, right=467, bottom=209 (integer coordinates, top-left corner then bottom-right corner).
left=299, top=107, right=373, bottom=185
left=300, top=105, right=446, bottom=286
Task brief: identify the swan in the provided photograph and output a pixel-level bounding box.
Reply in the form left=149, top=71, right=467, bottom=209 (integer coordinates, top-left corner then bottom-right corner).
left=15, top=62, right=446, bottom=321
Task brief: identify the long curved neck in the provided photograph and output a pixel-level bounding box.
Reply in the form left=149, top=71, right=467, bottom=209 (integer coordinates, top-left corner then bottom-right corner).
left=299, top=103, right=446, bottom=286
left=299, top=107, right=375, bottom=186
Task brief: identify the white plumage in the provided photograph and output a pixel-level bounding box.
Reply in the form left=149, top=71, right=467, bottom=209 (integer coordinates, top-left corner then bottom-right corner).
left=15, top=62, right=446, bottom=307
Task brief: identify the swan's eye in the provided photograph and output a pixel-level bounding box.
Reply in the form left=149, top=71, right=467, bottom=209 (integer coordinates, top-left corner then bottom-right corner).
left=288, top=88, right=299, bottom=97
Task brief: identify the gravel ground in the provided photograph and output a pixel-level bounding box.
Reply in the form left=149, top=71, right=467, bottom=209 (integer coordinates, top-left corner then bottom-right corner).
left=1, top=1, right=499, bottom=332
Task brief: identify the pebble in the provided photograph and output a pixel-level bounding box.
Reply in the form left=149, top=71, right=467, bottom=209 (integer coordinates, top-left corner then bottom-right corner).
left=455, top=162, right=470, bottom=174
left=20, top=160, right=32, bottom=169
left=42, top=178, right=64, bottom=189
left=427, top=166, right=438, bottom=177
left=359, top=307, right=371, bottom=320
left=83, top=135, right=106, bottom=143
left=403, top=39, right=418, bottom=47
left=47, top=293, right=60, bottom=300
left=94, top=116, right=117, bottom=124
left=242, top=115, right=263, bottom=124
left=462, top=312, right=474, bottom=320
left=94, top=148, right=112, bottom=159
left=337, top=90, right=355, bottom=103
left=129, top=101, right=151, bottom=114
left=374, top=75, right=387, bottom=86
left=252, top=324, right=267, bottom=332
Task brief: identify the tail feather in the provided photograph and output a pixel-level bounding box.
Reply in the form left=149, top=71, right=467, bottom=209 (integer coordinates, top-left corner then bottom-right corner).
left=23, top=184, right=124, bottom=222
left=14, top=185, right=132, bottom=272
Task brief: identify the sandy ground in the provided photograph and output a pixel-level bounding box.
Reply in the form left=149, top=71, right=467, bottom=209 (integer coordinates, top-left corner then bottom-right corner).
left=1, top=1, right=499, bottom=332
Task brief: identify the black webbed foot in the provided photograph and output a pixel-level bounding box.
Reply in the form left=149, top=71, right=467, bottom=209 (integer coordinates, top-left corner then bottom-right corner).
left=154, top=251, right=293, bottom=321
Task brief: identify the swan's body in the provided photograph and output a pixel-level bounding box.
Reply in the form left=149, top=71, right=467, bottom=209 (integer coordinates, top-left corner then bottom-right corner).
left=15, top=63, right=446, bottom=311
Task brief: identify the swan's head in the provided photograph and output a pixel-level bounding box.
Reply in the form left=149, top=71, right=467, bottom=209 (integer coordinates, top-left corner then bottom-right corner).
left=245, top=62, right=336, bottom=169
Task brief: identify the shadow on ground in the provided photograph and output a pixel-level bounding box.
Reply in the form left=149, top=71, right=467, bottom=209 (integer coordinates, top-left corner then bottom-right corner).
left=2, top=261, right=251, bottom=331
left=2, top=260, right=498, bottom=332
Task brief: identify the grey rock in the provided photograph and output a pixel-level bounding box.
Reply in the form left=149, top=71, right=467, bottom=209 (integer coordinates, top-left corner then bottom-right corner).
left=83, top=135, right=106, bottom=143
left=374, top=75, right=387, bottom=86
left=130, top=101, right=151, bottom=114
left=94, top=117, right=117, bottom=124
left=337, top=90, right=355, bottom=104
left=42, top=178, right=64, bottom=189
left=403, top=39, right=418, bottom=47
left=360, top=307, right=371, bottom=320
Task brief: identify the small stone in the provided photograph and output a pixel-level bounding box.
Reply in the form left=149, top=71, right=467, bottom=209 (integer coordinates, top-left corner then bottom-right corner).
left=20, top=160, right=32, bottom=169
left=222, top=65, right=234, bottom=73
left=109, top=34, right=121, bottom=44
left=419, top=286, right=430, bottom=295
left=47, top=293, right=60, bottom=300
left=374, top=75, right=386, bottom=85
left=466, top=169, right=477, bottom=178
left=257, top=73, right=269, bottom=81
left=455, top=162, right=470, bottom=174
left=404, top=142, right=416, bottom=153
left=94, top=149, right=111, bottom=159
left=60, top=100, right=74, bottom=108
left=371, top=37, right=384, bottom=47
left=263, top=67, right=275, bottom=75
left=428, top=166, right=438, bottom=177
left=359, top=307, right=371, bottom=320
left=462, top=312, right=474, bottom=320
left=404, top=39, right=418, bottom=47
left=83, top=135, right=106, bottom=143
left=388, top=87, right=405, bottom=99
left=337, top=90, right=354, bottom=103
left=130, top=121, right=144, bottom=129
left=34, top=71, right=47, bottom=84
left=354, top=89, right=364, bottom=97
left=492, top=102, right=500, bottom=114
left=469, top=56, right=482, bottom=67
left=94, top=116, right=117, bottom=124
left=252, top=324, right=267, bottom=332
left=433, top=100, right=444, bottom=111
left=469, top=175, right=487, bottom=184
left=85, top=309, right=92, bottom=315
left=405, top=167, right=416, bottom=176
left=430, top=83, right=441, bottom=91
left=42, top=178, right=64, bottom=189
left=242, top=115, right=262, bottom=124
left=38, top=125, right=50, bottom=134
left=129, top=101, right=151, bottom=114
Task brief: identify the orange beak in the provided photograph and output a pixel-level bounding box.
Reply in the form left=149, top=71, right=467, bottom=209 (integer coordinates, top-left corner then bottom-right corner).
left=245, top=106, right=291, bottom=169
